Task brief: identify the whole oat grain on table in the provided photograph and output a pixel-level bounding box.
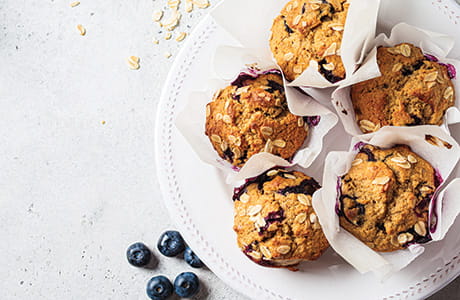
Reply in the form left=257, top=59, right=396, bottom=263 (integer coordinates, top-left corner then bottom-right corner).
left=270, top=0, right=349, bottom=82
left=351, top=43, right=455, bottom=133
left=338, top=144, right=437, bottom=252
left=205, top=72, right=308, bottom=168
left=233, top=169, right=329, bottom=269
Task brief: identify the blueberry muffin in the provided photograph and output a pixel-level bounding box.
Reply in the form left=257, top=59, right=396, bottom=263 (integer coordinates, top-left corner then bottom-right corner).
left=270, top=0, right=349, bottom=82
left=338, top=144, right=438, bottom=252
left=233, top=169, right=329, bottom=269
left=205, top=72, right=309, bottom=168
left=351, top=43, right=455, bottom=133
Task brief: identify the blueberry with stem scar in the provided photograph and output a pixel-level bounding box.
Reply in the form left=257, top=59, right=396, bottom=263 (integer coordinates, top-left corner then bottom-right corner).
left=146, top=276, right=173, bottom=300
left=174, top=272, right=200, bottom=298
left=157, top=230, right=185, bottom=257
left=126, top=242, right=152, bottom=267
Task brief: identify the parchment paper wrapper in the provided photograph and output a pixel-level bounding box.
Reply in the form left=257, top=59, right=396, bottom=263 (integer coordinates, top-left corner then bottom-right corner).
left=313, top=126, right=460, bottom=279
left=176, top=46, right=338, bottom=184
left=332, top=23, right=460, bottom=137
left=211, top=0, right=380, bottom=88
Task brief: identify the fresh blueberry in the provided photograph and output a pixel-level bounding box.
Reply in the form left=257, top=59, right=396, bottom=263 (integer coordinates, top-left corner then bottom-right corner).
left=126, top=242, right=151, bottom=267
left=157, top=230, right=185, bottom=257
left=174, top=272, right=200, bottom=298
left=184, top=247, right=204, bottom=268
left=146, top=275, right=173, bottom=300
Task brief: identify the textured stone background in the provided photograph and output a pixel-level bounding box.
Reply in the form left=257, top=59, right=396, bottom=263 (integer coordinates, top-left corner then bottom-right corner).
left=0, top=0, right=458, bottom=299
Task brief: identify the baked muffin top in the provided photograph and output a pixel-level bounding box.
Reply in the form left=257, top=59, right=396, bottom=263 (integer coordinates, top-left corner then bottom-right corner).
left=351, top=43, right=455, bottom=133
left=205, top=72, right=309, bottom=168
left=270, top=0, right=349, bottom=82
left=233, top=168, right=329, bottom=269
left=338, top=144, right=437, bottom=252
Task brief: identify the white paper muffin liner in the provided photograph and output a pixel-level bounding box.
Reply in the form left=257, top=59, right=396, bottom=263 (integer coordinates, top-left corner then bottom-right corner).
left=332, top=23, right=460, bottom=137
left=175, top=47, right=338, bottom=184
left=313, top=126, right=460, bottom=279
left=210, top=0, right=380, bottom=88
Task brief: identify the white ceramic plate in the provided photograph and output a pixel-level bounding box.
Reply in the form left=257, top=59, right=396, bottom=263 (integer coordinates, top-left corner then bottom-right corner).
left=155, top=1, right=460, bottom=299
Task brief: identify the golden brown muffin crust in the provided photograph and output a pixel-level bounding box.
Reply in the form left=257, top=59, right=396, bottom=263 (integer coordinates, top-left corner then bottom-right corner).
left=339, top=144, right=436, bottom=252
left=351, top=43, right=455, bottom=133
left=234, top=169, right=329, bottom=268
left=205, top=73, right=309, bottom=168
left=269, top=0, right=349, bottom=82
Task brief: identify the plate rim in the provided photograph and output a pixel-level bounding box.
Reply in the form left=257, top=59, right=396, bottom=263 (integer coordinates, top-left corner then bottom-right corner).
left=155, top=3, right=460, bottom=299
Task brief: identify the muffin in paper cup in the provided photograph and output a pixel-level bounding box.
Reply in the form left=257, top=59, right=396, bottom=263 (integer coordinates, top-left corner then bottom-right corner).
left=312, top=126, right=460, bottom=278
left=175, top=47, right=337, bottom=184
left=333, top=23, right=460, bottom=136
left=211, top=0, right=380, bottom=88
left=232, top=167, right=329, bottom=270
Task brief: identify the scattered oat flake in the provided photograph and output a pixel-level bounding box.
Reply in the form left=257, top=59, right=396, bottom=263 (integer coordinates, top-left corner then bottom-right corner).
left=70, top=1, right=80, bottom=7
left=160, top=10, right=181, bottom=31
left=129, top=56, right=140, bottom=64
left=127, top=62, right=140, bottom=70
left=153, top=10, right=164, bottom=22
left=192, top=0, right=210, bottom=9
left=185, top=0, right=193, bottom=12
left=101, top=120, right=106, bottom=125
left=127, top=56, right=140, bottom=70
left=153, top=38, right=159, bottom=44
left=77, top=24, right=86, bottom=36
left=168, top=0, right=181, bottom=9
left=176, top=32, right=187, bottom=42
left=164, top=52, right=172, bottom=58
left=165, top=32, right=172, bottom=40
